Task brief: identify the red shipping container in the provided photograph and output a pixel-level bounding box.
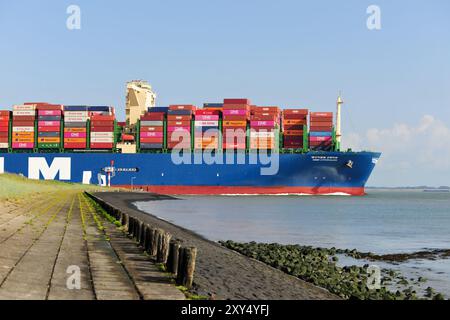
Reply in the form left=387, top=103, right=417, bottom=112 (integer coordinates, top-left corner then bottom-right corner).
left=284, top=136, right=303, bottom=142
left=35, top=105, right=63, bottom=111
left=251, top=115, right=278, bottom=122
left=284, top=109, right=308, bottom=115
left=12, top=121, right=35, bottom=126
left=283, top=114, right=307, bottom=120
left=251, top=106, right=280, bottom=113
left=222, top=104, right=249, bottom=110
left=169, top=105, right=196, bottom=111
left=140, top=137, right=164, bottom=143
left=141, top=114, right=165, bottom=121
left=167, top=142, right=191, bottom=149
left=91, top=120, right=114, bottom=126
left=309, top=126, right=333, bottom=132
left=195, top=110, right=220, bottom=116
left=283, top=130, right=304, bottom=136
left=0, top=120, right=9, bottom=126
left=222, top=115, right=249, bottom=121
left=0, top=116, right=10, bottom=121
left=91, top=115, right=115, bottom=121
left=140, top=126, right=164, bottom=132
left=0, top=127, right=8, bottom=132
left=223, top=99, right=251, bottom=105
left=38, top=126, right=61, bottom=132
left=310, top=120, right=333, bottom=126
left=64, top=143, right=87, bottom=149
left=167, top=120, right=191, bottom=127
left=167, top=115, right=192, bottom=121
left=91, top=126, right=114, bottom=132
left=283, top=125, right=304, bottom=131
left=310, top=112, right=332, bottom=117
left=13, top=116, right=35, bottom=121
left=0, top=132, right=8, bottom=137
left=0, top=111, right=11, bottom=116
left=90, top=143, right=114, bottom=149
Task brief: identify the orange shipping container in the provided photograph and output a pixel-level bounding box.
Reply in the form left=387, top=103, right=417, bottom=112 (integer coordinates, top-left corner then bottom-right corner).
left=13, top=138, right=34, bottom=143
left=13, top=132, right=34, bottom=138
left=283, top=130, right=304, bottom=136
left=64, top=138, right=86, bottom=143
left=64, top=128, right=87, bottom=133
left=38, top=137, right=60, bottom=143
left=223, top=121, right=247, bottom=127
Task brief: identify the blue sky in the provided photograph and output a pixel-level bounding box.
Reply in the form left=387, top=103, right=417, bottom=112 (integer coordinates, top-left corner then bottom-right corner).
left=0, top=0, right=449, bottom=186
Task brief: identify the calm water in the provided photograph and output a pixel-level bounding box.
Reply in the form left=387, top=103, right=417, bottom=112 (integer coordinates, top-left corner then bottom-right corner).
left=135, top=190, right=450, bottom=296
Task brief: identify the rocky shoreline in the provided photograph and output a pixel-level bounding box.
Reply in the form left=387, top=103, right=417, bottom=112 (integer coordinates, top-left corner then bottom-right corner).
left=93, top=192, right=339, bottom=300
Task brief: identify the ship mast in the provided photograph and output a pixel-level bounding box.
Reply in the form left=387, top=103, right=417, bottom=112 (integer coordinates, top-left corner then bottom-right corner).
left=336, top=93, right=343, bottom=151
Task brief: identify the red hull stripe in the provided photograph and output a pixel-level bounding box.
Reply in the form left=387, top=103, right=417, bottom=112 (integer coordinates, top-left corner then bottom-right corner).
left=115, top=185, right=366, bottom=196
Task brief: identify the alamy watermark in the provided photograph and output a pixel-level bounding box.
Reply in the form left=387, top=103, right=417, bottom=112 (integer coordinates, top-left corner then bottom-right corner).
left=367, top=5, right=381, bottom=30
left=66, top=265, right=81, bottom=290
left=169, top=128, right=280, bottom=176
left=366, top=265, right=381, bottom=290
left=66, top=5, right=81, bottom=30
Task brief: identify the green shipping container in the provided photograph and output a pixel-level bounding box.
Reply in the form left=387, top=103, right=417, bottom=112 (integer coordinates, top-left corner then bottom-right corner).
left=38, top=143, right=60, bottom=149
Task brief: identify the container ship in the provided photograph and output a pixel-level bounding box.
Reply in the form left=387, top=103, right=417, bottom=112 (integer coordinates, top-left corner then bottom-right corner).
left=0, top=81, right=380, bottom=196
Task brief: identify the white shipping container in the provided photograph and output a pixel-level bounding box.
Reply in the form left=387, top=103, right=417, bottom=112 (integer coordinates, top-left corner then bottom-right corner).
left=194, top=121, right=219, bottom=127
left=90, top=137, right=114, bottom=143
left=13, top=126, right=34, bottom=132
left=250, top=131, right=275, bottom=138
left=13, top=104, right=35, bottom=111
left=13, top=110, right=36, bottom=116
left=64, top=111, right=89, bottom=117
left=64, top=116, right=89, bottom=122
left=0, top=143, right=9, bottom=148
left=91, top=132, right=114, bottom=138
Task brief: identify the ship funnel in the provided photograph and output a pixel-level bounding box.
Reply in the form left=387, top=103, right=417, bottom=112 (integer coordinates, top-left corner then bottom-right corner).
left=336, top=94, right=343, bottom=150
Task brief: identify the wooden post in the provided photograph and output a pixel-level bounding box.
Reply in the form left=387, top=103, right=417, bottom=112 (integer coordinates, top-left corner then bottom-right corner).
left=145, top=227, right=155, bottom=254
left=167, top=240, right=181, bottom=276
left=157, top=232, right=172, bottom=264
left=150, top=229, right=162, bottom=257
left=143, top=224, right=150, bottom=250
left=177, top=247, right=197, bottom=289
left=128, top=217, right=134, bottom=237
left=135, top=219, right=141, bottom=241
left=139, top=221, right=146, bottom=247
left=122, top=213, right=129, bottom=232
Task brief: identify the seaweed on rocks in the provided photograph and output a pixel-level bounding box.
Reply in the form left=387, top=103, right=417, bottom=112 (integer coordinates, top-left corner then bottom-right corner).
left=219, top=241, right=446, bottom=300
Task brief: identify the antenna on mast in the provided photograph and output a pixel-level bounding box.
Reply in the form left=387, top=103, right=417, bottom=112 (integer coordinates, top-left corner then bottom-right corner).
left=336, top=92, right=343, bottom=151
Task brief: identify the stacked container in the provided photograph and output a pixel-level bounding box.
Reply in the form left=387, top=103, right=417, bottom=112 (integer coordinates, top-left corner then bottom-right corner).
left=282, top=109, right=308, bottom=149
left=222, top=99, right=250, bottom=150
left=167, top=105, right=194, bottom=150
left=249, top=106, right=280, bottom=150
left=12, top=104, right=36, bottom=149
left=309, top=112, right=333, bottom=151
left=140, top=111, right=165, bottom=150
left=88, top=106, right=114, bottom=117
left=64, top=106, right=89, bottom=149
left=90, top=114, right=115, bottom=149
left=36, top=104, right=63, bottom=149
left=194, top=109, right=220, bottom=150
left=0, top=110, right=10, bottom=149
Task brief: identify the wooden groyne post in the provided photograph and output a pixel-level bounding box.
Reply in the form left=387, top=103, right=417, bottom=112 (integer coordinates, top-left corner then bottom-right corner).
left=84, top=192, right=198, bottom=289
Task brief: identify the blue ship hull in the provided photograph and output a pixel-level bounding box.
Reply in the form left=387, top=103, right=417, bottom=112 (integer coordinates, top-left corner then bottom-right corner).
left=0, top=151, right=381, bottom=195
